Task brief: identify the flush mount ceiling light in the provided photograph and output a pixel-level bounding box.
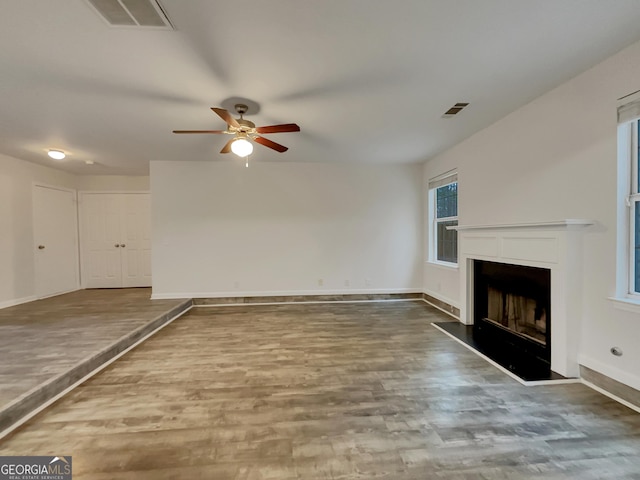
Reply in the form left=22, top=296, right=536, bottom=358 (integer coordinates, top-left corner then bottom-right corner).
left=47, top=149, right=66, bottom=160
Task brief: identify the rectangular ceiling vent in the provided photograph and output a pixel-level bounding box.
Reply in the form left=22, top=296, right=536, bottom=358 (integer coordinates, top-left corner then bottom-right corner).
left=442, top=102, right=469, bottom=118
left=86, top=0, right=174, bottom=29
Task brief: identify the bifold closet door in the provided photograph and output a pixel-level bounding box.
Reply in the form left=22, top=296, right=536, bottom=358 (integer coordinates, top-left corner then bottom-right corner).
left=80, top=193, right=151, bottom=288
left=80, top=193, right=124, bottom=288
left=120, top=193, right=152, bottom=287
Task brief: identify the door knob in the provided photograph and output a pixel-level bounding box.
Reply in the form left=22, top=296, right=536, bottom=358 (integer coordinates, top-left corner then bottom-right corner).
left=114, top=244, right=120, bottom=248
left=38, top=245, right=45, bottom=250
left=120, top=244, right=126, bottom=248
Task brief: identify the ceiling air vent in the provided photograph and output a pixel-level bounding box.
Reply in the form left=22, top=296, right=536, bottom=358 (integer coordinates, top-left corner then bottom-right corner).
left=442, top=102, right=469, bottom=118
left=86, top=0, right=174, bottom=29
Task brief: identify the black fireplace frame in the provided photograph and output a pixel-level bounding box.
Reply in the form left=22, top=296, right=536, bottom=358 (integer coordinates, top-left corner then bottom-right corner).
left=473, top=260, right=551, bottom=376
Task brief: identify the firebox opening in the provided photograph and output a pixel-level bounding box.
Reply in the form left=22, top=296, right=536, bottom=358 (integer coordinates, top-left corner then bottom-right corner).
left=473, top=260, right=551, bottom=378
left=486, top=286, right=547, bottom=345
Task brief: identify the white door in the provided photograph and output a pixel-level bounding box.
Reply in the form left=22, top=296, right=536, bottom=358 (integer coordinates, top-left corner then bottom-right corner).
left=121, top=194, right=152, bottom=287
left=80, top=193, right=123, bottom=288
left=33, top=185, right=79, bottom=297
left=79, top=193, right=151, bottom=288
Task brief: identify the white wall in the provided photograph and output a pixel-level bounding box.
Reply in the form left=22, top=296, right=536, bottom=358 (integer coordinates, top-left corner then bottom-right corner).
left=0, top=153, right=78, bottom=307
left=151, top=161, right=423, bottom=298
left=78, top=175, right=150, bottom=191
left=423, top=39, right=640, bottom=389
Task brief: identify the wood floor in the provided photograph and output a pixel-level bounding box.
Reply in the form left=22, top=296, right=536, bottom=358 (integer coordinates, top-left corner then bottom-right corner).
left=1, top=301, right=639, bottom=479
left=0, top=288, right=189, bottom=431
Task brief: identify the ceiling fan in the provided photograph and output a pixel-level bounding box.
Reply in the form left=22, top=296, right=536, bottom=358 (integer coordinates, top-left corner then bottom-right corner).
left=173, top=104, right=300, bottom=157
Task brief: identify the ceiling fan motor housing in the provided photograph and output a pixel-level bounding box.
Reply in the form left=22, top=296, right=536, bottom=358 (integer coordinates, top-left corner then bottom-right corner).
left=233, top=104, right=255, bottom=132
left=236, top=118, right=256, bottom=131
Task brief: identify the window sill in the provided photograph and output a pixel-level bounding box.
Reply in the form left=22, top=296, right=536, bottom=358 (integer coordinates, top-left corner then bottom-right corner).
left=608, top=296, right=640, bottom=314
left=426, top=261, right=459, bottom=271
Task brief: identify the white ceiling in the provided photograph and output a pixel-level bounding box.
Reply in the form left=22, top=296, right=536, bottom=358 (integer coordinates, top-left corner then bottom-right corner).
left=2, top=0, right=640, bottom=175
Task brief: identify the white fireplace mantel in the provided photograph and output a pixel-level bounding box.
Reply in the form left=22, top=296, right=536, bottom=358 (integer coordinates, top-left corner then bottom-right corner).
left=457, top=219, right=593, bottom=378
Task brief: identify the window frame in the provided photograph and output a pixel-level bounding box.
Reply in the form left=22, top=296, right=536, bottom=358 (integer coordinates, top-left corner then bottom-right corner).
left=610, top=92, right=640, bottom=310
left=626, top=119, right=640, bottom=298
left=428, top=173, right=458, bottom=267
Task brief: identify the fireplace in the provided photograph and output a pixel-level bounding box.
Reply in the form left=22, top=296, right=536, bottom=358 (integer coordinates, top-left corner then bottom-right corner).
left=473, top=260, right=551, bottom=377
left=454, top=220, right=592, bottom=378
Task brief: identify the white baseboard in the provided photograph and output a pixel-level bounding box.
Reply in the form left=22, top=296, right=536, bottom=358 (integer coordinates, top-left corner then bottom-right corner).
left=422, top=289, right=460, bottom=310
left=581, top=379, right=640, bottom=414
left=0, top=295, right=38, bottom=310
left=422, top=298, right=459, bottom=320
left=578, top=354, right=640, bottom=392
left=151, top=287, right=421, bottom=300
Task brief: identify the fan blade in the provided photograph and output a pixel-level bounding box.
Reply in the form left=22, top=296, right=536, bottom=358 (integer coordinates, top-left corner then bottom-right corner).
left=220, top=138, right=234, bottom=154
left=211, top=108, right=240, bottom=128
left=173, top=130, right=227, bottom=134
left=254, top=136, right=288, bottom=153
left=255, top=123, right=301, bottom=134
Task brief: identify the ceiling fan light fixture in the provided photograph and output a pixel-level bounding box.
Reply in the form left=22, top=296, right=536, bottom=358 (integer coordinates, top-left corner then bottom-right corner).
left=47, top=149, right=66, bottom=160
left=231, top=138, right=253, bottom=157
left=173, top=105, right=299, bottom=155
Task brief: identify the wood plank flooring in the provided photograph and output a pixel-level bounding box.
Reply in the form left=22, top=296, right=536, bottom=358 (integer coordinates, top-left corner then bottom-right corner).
left=0, top=288, right=190, bottom=429
left=1, top=302, right=639, bottom=479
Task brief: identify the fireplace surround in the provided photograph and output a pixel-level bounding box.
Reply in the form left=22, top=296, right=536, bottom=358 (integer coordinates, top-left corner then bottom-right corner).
left=453, top=220, right=592, bottom=378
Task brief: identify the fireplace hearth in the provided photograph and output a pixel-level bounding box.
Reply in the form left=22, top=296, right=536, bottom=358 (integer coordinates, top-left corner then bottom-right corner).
left=473, top=260, right=551, bottom=378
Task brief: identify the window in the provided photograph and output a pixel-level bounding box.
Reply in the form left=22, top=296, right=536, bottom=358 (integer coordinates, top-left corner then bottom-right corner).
left=429, top=170, right=458, bottom=265
left=630, top=119, right=640, bottom=294
left=618, top=95, right=640, bottom=298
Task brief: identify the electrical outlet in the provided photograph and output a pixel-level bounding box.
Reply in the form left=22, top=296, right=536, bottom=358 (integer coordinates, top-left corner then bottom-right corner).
left=365, top=278, right=371, bottom=287
left=318, top=278, right=323, bottom=287
left=345, top=280, right=350, bottom=287
left=233, top=281, right=240, bottom=289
